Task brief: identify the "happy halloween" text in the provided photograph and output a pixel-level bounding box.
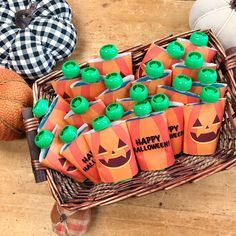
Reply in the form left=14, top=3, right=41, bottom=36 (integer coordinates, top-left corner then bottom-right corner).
left=134, top=135, right=171, bottom=153
left=168, top=125, right=183, bottom=139
left=82, top=151, right=96, bottom=172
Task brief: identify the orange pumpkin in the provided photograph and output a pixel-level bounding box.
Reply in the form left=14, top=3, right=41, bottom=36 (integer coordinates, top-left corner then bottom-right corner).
left=127, top=113, right=175, bottom=171
left=183, top=99, right=226, bottom=155
left=84, top=122, right=138, bottom=183
left=0, top=68, right=32, bottom=141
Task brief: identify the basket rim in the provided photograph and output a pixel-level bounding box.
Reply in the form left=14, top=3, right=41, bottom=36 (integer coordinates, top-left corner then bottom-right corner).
left=23, top=29, right=236, bottom=210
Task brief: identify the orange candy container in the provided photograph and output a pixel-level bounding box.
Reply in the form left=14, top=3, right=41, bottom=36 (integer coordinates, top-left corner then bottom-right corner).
left=183, top=98, right=226, bottom=155
left=134, top=70, right=172, bottom=95
left=120, top=110, right=136, bottom=121
left=156, top=85, right=200, bottom=105
left=150, top=94, right=184, bottom=155
left=38, top=96, right=70, bottom=135
left=39, top=128, right=86, bottom=182
left=172, top=49, right=217, bottom=81
left=190, top=82, right=227, bottom=98
left=96, top=75, right=134, bottom=106
left=88, top=44, right=133, bottom=77
left=165, top=103, right=184, bottom=155
left=177, top=38, right=217, bottom=63
left=70, top=66, right=107, bottom=101
left=116, top=97, right=136, bottom=112
left=51, top=77, right=79, bottom=98
left=84, top=120, right=138, bottom=183
left=172, top=62, right=217, bottom=82
left=65, top=99, right=106, bottom=129
left=52, top=60, right=81, bottom=98
left=127, top=112, right=175, bottom=171
left=60, top=124, right=101, bottom=184
left=135, top=41, right=185, bottom=78
left=70, top=79, right=106, bottom=102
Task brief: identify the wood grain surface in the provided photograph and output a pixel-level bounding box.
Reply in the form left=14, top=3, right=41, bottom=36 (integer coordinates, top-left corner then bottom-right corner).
left=0, top=0, right=236, bottom=235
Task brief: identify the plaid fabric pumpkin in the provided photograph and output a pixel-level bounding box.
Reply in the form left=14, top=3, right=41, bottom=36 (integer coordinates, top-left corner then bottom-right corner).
left=51, top=203, right=91, bottom=236
left=0, top=0, right=77, bottom=79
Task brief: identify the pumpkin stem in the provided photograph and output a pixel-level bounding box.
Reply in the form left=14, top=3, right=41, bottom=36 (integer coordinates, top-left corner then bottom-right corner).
left=15, top=2, right=39, bottom=29
left=230, top=0, right=236, bottom=10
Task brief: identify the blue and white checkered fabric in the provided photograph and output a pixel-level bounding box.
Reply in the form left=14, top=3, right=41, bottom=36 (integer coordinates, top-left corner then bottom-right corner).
left=0, top=0, right=77, bottom=79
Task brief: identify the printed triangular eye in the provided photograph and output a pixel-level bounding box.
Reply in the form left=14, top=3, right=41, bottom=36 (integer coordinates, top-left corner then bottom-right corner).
left=193, top=118, right=202, bottom=127
left=58, top=158, right=67, bottom=167
left=67, top=166, right=77, bottom=172
left=98, top=145, right=107, bottom=153
left=213, top=115, right=220, bottom=124
left=118, top=139, right=126, bottom=148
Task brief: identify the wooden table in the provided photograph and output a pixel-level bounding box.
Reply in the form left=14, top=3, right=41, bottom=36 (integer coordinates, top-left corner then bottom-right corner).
left=0, top=1, right=235, bottom=235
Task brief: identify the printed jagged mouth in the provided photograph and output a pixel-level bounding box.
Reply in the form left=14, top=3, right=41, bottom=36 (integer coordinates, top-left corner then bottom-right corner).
left=190, top=129, right=220, bottom=143
left=99, top=150, right=131, bottom=168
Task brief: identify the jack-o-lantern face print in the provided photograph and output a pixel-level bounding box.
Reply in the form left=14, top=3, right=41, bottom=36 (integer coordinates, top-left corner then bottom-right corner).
left=183, top=99, right=226, bottom=155
left=41, top=138, right=86, bottom=182
left=190, top=114, right=221, bottom=143
left=98, top=139, right=131, bottom=168
left=84, top=122, right=138, bottom=183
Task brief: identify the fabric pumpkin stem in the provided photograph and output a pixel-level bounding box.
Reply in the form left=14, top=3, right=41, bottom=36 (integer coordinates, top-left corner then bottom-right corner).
left=231, top=0, right=236, bottom=9
left=15, top=2, right=39, bottom=29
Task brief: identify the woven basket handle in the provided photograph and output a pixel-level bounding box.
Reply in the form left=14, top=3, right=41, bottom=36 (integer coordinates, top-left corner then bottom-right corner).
left=22, top=107, right=47, bottom=183
left=221, top=47, right=236, bottom=117
left=225, top=47, right=236, bottom=73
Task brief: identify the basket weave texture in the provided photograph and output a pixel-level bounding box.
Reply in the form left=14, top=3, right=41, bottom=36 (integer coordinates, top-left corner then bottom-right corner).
left=23, top=30, right=236, bottom=211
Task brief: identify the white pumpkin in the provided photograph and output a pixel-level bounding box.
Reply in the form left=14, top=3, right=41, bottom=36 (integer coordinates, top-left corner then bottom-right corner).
left=189, top=0, right=236, bottom=50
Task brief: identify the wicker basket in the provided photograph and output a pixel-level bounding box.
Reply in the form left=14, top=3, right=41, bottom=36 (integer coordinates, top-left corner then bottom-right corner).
left=23, top=29, right=236, bottom=211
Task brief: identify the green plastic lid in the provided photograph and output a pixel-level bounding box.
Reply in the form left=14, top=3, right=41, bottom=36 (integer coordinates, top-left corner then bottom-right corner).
left=145, top=60, right=164, bottom=79
left=70, top=96, right=89, bottom=114
left=130, top=83, right=148, bottom=102
left=106, top=103, right=124, bottom=121
left=104, top=72, right=123, bottom=89
left=59, top=125, right=77, bottom=143
left=151, top=93, right=170, bottom=112
left=100, top=44, right=118, bottom=60
left=190, top=32, right=209, bottom=47
left=198, top=68, right=217, bottom=85
left=81, top=67, right=100, bottom=83
left=92, top=115, right=111, bottom=131
left=185, top=51, right=204, bottom=69
left=32, top=99, right=49, bottom=118
left=166, top=41, right=185, bottom=59
left=172, top=74, right=193, bottom=91
left=62, top=60, right=80, bottom=78
left=34, top=130, right=54, bottom=149
left=200, top=86, right=220, bottom=103
left=134, top=100, right=152, bottom=116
